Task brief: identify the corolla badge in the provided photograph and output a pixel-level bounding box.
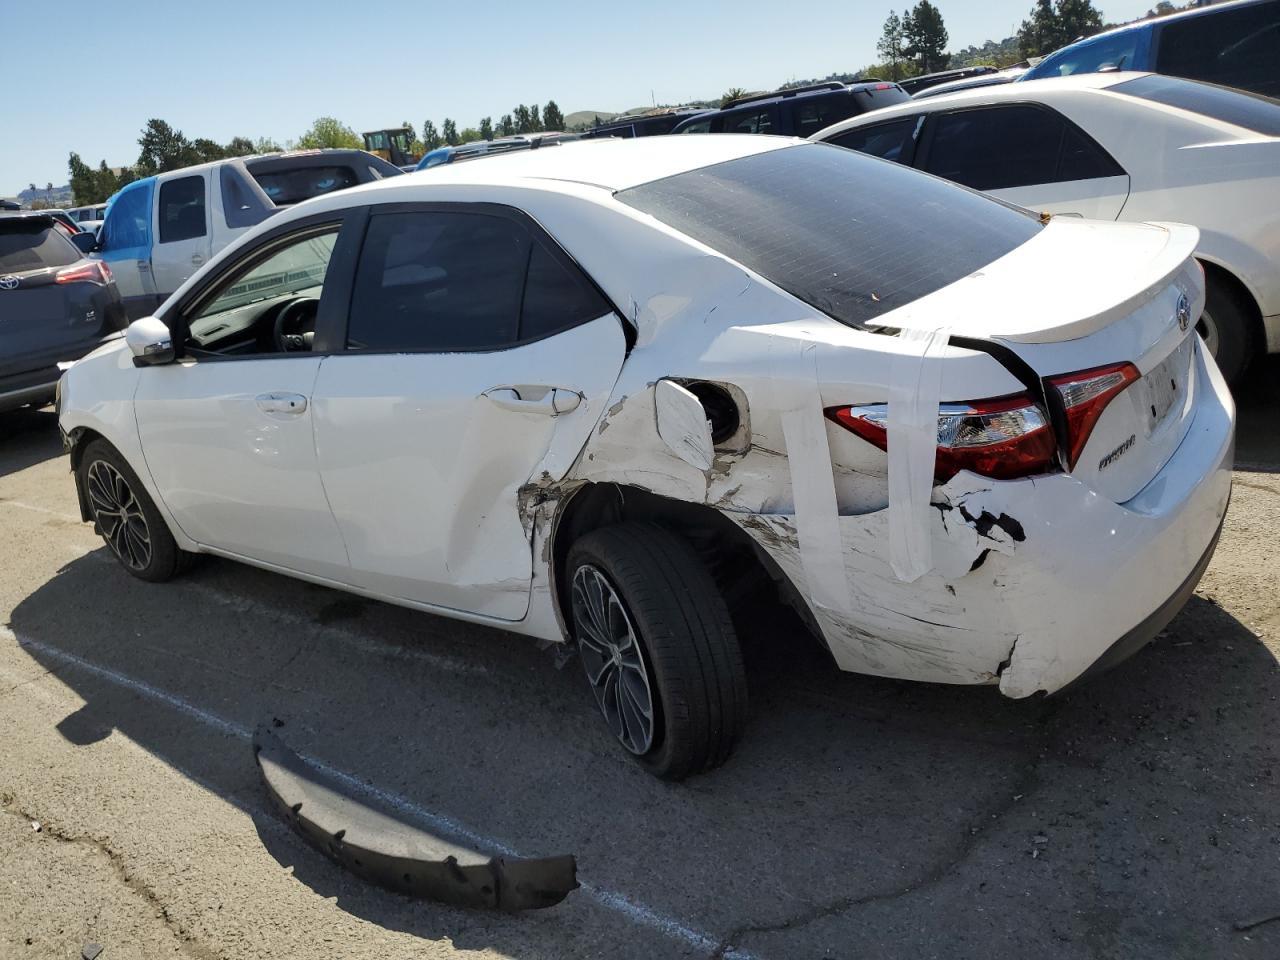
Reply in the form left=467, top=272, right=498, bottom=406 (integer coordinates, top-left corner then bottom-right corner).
left=1176, top=293, right=1190, bottom=333
left=0, top=276, right=19, bottom=290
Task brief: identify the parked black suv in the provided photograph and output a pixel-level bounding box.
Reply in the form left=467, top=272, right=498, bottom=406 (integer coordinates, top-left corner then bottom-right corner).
left=671, top=82, right=910, bottom=137
left=579, top=109, right=714, bottom=139
left=0, top=212, right=126, bottom=413
left=899, top=65, right=999, bottom=95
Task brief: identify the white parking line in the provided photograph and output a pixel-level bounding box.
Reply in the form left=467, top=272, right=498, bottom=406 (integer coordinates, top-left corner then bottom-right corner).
left=8, top=633, right=759, bottom=959
left=0, top=500, right=82, bottom=523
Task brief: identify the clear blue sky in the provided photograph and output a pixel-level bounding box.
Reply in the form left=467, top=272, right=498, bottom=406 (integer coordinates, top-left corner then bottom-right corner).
left=0, top=0, right=1155, bottom=197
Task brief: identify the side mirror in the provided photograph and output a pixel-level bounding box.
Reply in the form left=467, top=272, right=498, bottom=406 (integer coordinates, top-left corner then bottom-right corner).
left=126, top=316, right=175, bottom=367
left=70, top=232, right=97, bottom=255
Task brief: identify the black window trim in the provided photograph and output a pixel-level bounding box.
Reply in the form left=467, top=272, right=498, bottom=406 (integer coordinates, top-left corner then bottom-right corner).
left=160, top=208, right=361, bottom=362
left=913, top=100, right=1127, bottom=186
left=334, top=200, right=628, bottom=357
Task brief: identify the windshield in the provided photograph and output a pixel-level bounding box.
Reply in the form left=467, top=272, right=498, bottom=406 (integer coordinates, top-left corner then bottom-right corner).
left=193, top=231, right=336, bottom=323
left=617, top=143, right=1042, bottom=328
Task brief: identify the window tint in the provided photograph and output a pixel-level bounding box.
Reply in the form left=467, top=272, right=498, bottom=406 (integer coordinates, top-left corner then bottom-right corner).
left=1112, top=74, right=1280, bottom=135
left=1030, top=30, right=1143, bottom=78
left=158, top=175, right=206, bottom=243
left=347, top=212, right=528, bottom=351
left=679, top=119, right=713, bottom=134
left=0, top=220, right=80, bottom=271
left=98, top=180, right=153, bottom=252
left=828, top=116, right=920, bottom=164
left=1157, top=2, right=1280, bottom=96
left=618, top=143, right=1042, bottom=329
left=723, top=109, right=773, bottom=134
left=793, top=96, right=850, bottom=136
left=251, top=165, right=359, bottom=205
left=924, top=105, right=1122, bottom=191
left=520, top=242, right=610, bottom=340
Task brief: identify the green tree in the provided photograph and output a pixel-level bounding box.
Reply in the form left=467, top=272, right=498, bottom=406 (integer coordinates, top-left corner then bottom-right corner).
left=191, top=138, right=227, bottom=163
left=1056, top=0, right=1104, bottom=44
left=530, top=104, right=543, bottom=132
left=877, top=11, right=910, bottom=80
left=903, top=0, right=950, bottom=73
left=513, top=105, right=531, bottom=133
left=458, top=127, right=481, bottom=143
left=442, top=118, right=459, bottom=145
left=253, top=136, right=282, bottom=153
left=499, top=114, right=515, bottom=136
left=422, top=120, right=441, bottom=150
left=479, top=117, right=494, bottom=141
left=720, top=87, right=748, bottom=107
left=136, top=119, right=198, bottom=175
left=68, top=153, right=96, bottom=205
left=1018, top=0, right=1103, bottom=56
left=543, top=100, right=565, bottom=131
left=225, top=136, right=256, bottom=156
left=296, top=116, right=361, bottom=150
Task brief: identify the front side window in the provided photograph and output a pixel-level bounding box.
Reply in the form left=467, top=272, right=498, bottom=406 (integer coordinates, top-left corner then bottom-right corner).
left=1156, top=3, right=1280, bottom=95
left=618, top=143, right=1042, bottom=329
left=184, top=227, right=338, bottom=354
left=828, top=116, right=920, bottom=164
left=158, top=175, right=206, bottom=243
left=923, top=104, right=1122, bottom=191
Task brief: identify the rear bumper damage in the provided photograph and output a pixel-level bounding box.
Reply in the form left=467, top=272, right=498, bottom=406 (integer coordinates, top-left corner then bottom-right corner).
left=731, top=336, right=1235, bottom=697
left=254, top=726, right=578, bottom=910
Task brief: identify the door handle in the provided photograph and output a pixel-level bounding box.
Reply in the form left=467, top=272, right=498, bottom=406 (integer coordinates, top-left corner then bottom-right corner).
left=255, top=392, right=308, bottom=414
left=483, top=387, right=581, bottom=416
left=191, top=253, right=205, bottom=266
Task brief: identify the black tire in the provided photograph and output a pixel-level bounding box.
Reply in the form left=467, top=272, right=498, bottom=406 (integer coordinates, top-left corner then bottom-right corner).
left=78, top=439, right=183, bottom=583
left=1200, top=272, right=1255, bottom=388
left=566, top=523, right=747, bottom=780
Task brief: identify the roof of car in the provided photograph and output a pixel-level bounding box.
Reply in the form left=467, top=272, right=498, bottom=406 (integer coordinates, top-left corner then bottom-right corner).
left=396, top=134, right=794, bottom=193
left=812, top=71, right=1157, bottom=138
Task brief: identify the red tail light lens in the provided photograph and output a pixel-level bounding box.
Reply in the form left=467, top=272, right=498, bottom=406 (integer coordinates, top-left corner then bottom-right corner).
left=55, top=261, right=112, bottom=286
left=826, top=393, right=1057, bottom=484
left=1047, top=362, right=1140, bottom=469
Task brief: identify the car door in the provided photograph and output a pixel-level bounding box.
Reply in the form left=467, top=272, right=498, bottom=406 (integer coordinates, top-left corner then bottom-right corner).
left=133, top=216, right=353, bottom=581
left=916, top=103, right=1130, bottom=220
left=93, top=177, right=159, bottom=319
left=311, top=204, right=627, bottom=621
left=150, top=172, right=214, bottom=299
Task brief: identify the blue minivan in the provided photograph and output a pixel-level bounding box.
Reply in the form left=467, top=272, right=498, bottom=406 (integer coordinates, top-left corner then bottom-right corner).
left=1021, top=0, right=1279, bottom=98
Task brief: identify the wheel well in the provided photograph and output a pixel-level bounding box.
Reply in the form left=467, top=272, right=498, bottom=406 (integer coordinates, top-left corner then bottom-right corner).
left=66, top=427, right=106, bottom=521
left=550, top=483, right=818, bottom=642
left=1199, top=259, right=1265, bottom=353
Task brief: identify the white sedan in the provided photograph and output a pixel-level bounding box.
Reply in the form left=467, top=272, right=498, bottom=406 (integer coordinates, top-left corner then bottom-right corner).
left=813, top=71, right=1280, bottom=385
left=57, top=136, right=1233, bottom=779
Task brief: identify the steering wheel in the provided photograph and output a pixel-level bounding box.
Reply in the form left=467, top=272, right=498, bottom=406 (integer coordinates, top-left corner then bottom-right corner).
left=272, top=296, right=320, bottom=352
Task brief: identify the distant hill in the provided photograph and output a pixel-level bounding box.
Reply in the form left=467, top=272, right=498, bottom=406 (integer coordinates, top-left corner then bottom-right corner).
left=564, top=110, right=619, bottom=131
left=18, top=183, right=73, bottom=207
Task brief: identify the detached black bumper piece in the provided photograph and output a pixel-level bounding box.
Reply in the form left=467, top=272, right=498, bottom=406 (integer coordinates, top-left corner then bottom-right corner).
left=253, top=725, right=578, bottom=910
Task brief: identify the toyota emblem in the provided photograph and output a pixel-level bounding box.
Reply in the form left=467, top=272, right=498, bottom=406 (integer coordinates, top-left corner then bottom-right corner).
left=0, top=276, right=18, bottom=291
left=1176, top=293, right=1190, bottom=333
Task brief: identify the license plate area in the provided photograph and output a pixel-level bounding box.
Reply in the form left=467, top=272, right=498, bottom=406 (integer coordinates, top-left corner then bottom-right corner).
left=1144, top=335, right=1194, bottom=433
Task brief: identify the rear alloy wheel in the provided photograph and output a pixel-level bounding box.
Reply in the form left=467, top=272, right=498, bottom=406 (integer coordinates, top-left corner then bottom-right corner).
left=566, top=523, right=747, bottom=780
left=78, top=439, right=183, bottom=582
left=1198, top=271, right=1255, bottom=387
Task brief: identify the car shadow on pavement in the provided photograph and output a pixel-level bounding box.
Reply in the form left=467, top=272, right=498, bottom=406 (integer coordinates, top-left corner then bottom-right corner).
left=9, top=546, right=1280, bottom=958
left=0, top=407, right=63, bottom=480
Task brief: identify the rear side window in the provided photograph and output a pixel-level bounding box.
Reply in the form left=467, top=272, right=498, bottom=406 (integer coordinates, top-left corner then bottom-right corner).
left=1156, top=2, right=1280, bottom=97
left=793, top=96, right=853, bottom=136
left=723, top=109, right=774, bottom=134
left=158, top=175, right=206, bottom=243
left=252, top=165, right=359, bottom=205
left=0, top=221, right=80, bottom=271
left=827, top=116, right=920, bottom=164
left=520, top=242, right=610, bottom=340
left=923, top=104, right=1123, bottom=190
left=1112, top=74, right=1280, bottom=135
left=618, top=143, right=1042, bottom=328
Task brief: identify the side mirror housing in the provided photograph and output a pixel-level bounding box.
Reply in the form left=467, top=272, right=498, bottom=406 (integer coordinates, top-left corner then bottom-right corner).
left=126, top=316, right=175, bottom=367
left=70, top=232, right=97, bottom=255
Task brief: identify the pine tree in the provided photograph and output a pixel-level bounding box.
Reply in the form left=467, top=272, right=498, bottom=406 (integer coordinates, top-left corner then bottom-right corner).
left=530, top=104, right=543, bottom=132
left=877, top=11, right=909, bottom=81
left=479, top=117, right=494, bottom=140
left=442, top=118, right=459, bottom=146
left=903, top=0, right=950, bottom=73
left=499, top=114, right=515, bottom=136
left=543, top=100, right=564, bottom=132
left=422, top=120, right=441, bottom=150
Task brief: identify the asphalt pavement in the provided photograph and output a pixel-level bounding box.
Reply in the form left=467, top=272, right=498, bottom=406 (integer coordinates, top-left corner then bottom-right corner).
left=1, top=357, right=1278, bottom=960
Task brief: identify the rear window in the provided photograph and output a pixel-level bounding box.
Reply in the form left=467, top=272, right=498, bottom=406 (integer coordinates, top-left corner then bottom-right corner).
left=1112, top=74, right=1280, bottom=136
left=0, top=220, right=80, bottom=271
left=252, top=164, right=359, bottom=205
left=617, top=143, right=1042, bottom=328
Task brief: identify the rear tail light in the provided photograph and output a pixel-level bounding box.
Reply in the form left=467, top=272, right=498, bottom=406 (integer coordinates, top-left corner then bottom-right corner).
left=826, top=392, right=1057, bottom=484
left=1047, top=362, right=1139, bottom=468
left=55, top=260, right=112, bottom=286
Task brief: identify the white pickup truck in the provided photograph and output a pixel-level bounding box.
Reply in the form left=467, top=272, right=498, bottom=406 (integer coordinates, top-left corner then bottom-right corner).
left=93, top=150, right=401, bottom=318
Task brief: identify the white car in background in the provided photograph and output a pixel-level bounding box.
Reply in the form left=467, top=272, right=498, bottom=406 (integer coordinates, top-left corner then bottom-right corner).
left=813, top=72, right=1280, bottom=385
left=57, top=137, right=1233, bottom=779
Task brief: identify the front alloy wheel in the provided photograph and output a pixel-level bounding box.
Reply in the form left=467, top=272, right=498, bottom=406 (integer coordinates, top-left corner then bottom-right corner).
left=571, top=564, right=656, bottom=755
left=86, top=460, right=152, bottom=571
